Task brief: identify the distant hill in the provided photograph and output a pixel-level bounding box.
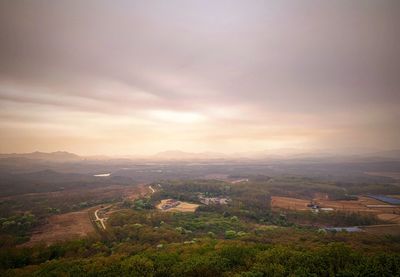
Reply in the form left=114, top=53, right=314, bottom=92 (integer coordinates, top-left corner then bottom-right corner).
left=363, top=149, right=400, bottom=159
left=149, top=149, right=400, bottom=161
left=154, top=150, right=229, bottom=160
left=0, top=151, right=82, bottom=161
left=1, top=149, right=399, bottom=162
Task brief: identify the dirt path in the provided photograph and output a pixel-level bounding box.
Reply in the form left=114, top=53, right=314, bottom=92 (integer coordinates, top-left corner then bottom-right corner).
left=94, top=205, right=111, bottom=230
left=93, top=185, right=154, bottom=231
left=149, top=185, right=155, bottom=194
left=22, top=184, right=150, bottom=246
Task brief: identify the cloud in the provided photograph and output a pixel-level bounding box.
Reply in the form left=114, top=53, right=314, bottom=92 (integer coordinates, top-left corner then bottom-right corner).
left=0, top=0, right=399, bottom=154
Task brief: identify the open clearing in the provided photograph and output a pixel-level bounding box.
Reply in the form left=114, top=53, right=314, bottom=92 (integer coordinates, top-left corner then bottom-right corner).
left=125, top=184, right=149, bottom=200
left=20, top=185, right=147, bottom=246
left=157, top=199, right=199, bottom=212
left=94, top=205, right=112, bottom=230
left=314, top=196, right=389, bottom=213
left=377, top=213, right=400, bottom=224
left=23, top=208, right=95, bottom=246
left=271, top=196, right=310, bottom=211
left=362, top=224, right=400, bottom=235
left=365, top=171, right=400, bottom=180
left=272, top=196, right=400, bottom=223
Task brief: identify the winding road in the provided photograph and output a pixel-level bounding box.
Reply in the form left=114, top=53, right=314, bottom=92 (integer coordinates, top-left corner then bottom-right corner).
left=93, top=185, right=157, bottom=231
left=149, top=185, right=155, bottom=194
left=94, top=205, right=111, bottom=230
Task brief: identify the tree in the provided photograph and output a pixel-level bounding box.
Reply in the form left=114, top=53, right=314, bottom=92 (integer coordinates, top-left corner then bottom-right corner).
left=121, top=255, right=154, bottom=277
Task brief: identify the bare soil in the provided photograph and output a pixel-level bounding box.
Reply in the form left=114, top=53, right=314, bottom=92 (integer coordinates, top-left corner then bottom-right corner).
left=272, top=195, right=400, bottom=223
left=364, top=171, right=400, bottom=179
left=271, top=196, right=310, bottom=211
left=23, top=208, right=95, bottom=246
left=125, top=184, right=149, bottom=200
left=362, top=225, right=400, bottom=236
left=377, top=213, right=400, bottom=224
left=157, top=199, right=199, bottom=212
left=315, top=196, right=385, bottom=213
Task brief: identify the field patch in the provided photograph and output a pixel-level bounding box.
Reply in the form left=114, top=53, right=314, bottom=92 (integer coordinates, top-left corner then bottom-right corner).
left=272, top=195, right=400, bottom=224
left=23, top=208, right=95, bottom=246
left=314, top=196, right=384, bottom=213
left=271, top=196, right=310, bottom=211
left=362, top=224, right=400, bottom=236
left=364, top=171, right=400, bottom=180
left=377, top=213, right=400, bottom=224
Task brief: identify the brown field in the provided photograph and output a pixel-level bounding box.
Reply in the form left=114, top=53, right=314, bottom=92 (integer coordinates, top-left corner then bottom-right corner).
left=377, top=214, right=400, bottom=224
left=362, top=224, right=400, bottom=236
left=365, top=171, right=400, bottom=179
left=125, top=184, right=150, bottom=200
left=315, top=196, right=388, bottom=213
left=17, top=184, right=149, bottom=246
left=157, top=199, right=199, bottom=212
left=23, top=208, right=95, bottom=246
left=271, top=196, right=310, bottom=211
left=272, top=196, right=400, bottom=223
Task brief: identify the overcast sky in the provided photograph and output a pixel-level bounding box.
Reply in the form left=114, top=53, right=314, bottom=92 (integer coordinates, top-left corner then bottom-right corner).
left=0, top=0, right=399, bottom=155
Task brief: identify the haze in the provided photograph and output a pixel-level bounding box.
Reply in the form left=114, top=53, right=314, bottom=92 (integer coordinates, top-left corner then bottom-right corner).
left=0, top=0, right=399, bottom=156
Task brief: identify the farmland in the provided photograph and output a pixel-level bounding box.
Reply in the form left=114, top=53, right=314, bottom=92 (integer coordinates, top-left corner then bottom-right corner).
left=365, top=171, right=400, bottom=180
left=272, top=195, right=400, bottom=226
left=376, top=213, right=400, bottom=223
left=271, top=196, right=310, bottom=211
left=363, top=224, right=400, bottom=235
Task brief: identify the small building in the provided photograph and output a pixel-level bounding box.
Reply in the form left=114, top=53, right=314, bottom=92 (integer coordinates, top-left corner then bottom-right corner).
left=198, top=194, right=230, bottom=205
left=161, top=199, right=180, bottom=210
left=324, top=227, right=363, bottom=233
left=320, top=208, right=334, bottom=212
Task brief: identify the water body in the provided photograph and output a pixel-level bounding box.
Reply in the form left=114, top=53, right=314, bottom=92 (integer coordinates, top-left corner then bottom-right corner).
left=94, top=173, right=111, bottom=177
left=367, top=195, right=400, bottom=205
left=324, top=227, right=362, bottom=232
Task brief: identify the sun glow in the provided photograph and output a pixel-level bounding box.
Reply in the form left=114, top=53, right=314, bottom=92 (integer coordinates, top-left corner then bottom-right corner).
left=148, top=110, right=206, bottom=124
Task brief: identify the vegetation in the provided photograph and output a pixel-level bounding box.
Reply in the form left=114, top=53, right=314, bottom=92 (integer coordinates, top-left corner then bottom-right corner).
left=2, top=239, right=400, bottom=276
left=1, top=164, right=399, bottom=276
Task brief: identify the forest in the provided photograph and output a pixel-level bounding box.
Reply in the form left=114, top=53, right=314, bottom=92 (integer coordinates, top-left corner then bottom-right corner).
left=1, top=175, right=400, bottom=276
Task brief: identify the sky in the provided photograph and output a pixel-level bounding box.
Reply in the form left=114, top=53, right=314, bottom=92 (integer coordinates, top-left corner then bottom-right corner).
left=0, top=0, right=399, bottom=156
